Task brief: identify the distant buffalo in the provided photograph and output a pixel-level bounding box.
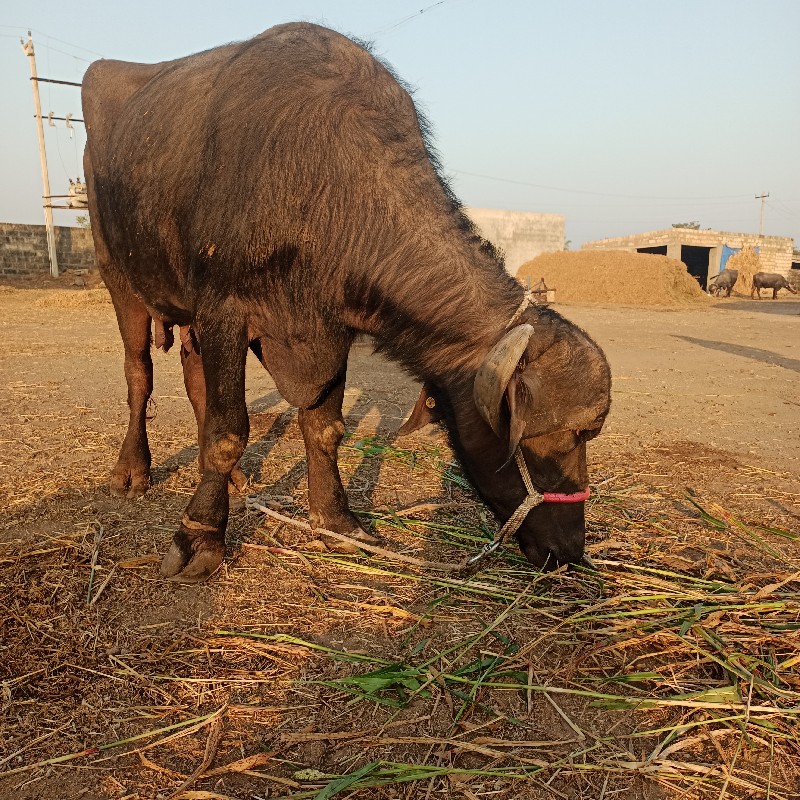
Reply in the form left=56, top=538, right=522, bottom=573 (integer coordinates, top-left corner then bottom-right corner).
left=708, top=269, right=738, bottom=297
left=751, top=272, right=797, bottom=300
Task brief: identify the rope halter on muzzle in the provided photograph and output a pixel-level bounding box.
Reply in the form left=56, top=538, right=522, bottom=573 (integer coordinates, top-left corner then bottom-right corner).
left=462, top=292, right=591, bottom=574
left=461, top=449, right=590, bottom=572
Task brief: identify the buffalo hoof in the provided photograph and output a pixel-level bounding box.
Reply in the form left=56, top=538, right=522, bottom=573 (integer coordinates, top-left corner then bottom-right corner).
left=109, top=466, right=149, bottom=499
left=160, top=525, right=224, bottom=583
left=321, top=526, right=381, bottom=554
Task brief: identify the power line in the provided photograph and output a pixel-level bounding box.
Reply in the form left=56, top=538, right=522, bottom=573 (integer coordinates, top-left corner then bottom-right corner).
left=0, top=24, right=105, bottom=57
left=372, top=1, right=449, bottom=36
left=35, top=43, right=93, bottom=63
left=771, top=195, right=799, bottom=215
left=766, top=200, right=795, bottom=222
left=453, top=169, right=754, bottom=202
left=466, top=194, right=756, bottom=209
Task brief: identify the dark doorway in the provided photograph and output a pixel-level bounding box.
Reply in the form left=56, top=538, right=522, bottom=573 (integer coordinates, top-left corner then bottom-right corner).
left=637, top=246, right=667, bottom=256
left=681, top=245, right=711, bottom=290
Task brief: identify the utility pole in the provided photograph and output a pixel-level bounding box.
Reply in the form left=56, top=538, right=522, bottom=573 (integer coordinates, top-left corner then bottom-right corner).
left=755, top=191, right=769, bottom=238
left=22, top=31, right=59, bottom=278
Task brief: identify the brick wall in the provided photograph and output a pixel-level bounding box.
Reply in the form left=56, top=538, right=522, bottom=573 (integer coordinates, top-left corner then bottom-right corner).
left=0, top=222, right=96, bottom=278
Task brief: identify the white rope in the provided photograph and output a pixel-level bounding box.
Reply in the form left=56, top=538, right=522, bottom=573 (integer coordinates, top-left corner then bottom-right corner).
left=505, top=291, right=533, bottom=329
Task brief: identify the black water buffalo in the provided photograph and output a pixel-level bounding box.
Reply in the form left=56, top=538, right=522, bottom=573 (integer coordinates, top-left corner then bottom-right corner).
left=751, top=272, right=797, bottom=300
left=82, top=23, right=611, bottom=583
left=708, top=269, right=738, bottom=297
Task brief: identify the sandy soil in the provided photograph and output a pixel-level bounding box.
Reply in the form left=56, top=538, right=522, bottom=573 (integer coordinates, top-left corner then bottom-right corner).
left=1, top=287, right=798, bottom=800
left=2, top=288, right=798, bottom=479
left=564, top=299, right=800, bottom=474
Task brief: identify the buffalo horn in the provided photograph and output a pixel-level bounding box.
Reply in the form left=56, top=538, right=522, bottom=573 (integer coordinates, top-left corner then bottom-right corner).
left=473, top=323, right=534, bottom=437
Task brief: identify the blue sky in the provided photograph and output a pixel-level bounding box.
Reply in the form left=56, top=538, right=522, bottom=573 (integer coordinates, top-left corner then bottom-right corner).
left=1, top=0, right=798, bottom=247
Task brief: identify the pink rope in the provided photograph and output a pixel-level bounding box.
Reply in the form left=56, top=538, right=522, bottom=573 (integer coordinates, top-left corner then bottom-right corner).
left=542, top=488, right=591, bottom=504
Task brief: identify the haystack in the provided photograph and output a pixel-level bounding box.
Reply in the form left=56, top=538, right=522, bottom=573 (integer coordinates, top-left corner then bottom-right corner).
left=515, top=250, right=710, bottom=307
left=724, top=246, right=763, bottom=296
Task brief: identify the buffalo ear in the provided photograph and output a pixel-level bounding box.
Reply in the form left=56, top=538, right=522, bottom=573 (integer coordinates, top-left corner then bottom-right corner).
left=504, top=370, right=527, bottom=465
left=397, top=384, right=442, bottom=436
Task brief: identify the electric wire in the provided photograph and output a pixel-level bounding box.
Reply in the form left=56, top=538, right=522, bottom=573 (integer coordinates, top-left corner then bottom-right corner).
left=0, top=24, right=104, bottom=58
left=453, top=169, right=755, bottom=202
left=371, top=1, right=449, bottom=37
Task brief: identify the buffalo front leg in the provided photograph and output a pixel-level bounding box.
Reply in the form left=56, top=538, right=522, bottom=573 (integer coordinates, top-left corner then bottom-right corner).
left=181, top=342, right=248, bottom=491
left=109, top=291, right=153, bottom=498
left=161, top=314, right=250, bottom=583
left=298, top=373, right=380, bottom=553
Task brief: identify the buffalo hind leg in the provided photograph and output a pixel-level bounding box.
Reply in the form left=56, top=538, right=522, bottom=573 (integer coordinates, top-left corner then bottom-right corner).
left=298, top=371, right=379, bottom=553
left=109, top=288, right=153, bottom=498
left=161, top=311, right=249, bottom=582
left=181, top=343, right=248, bottom=491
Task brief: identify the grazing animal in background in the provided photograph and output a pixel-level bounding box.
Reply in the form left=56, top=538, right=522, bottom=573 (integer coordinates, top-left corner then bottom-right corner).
left=82, top=23, right=612, bottom=583
left=708, top=269, right=738, bottom=297
left=751, top=272, right=797, bottom=300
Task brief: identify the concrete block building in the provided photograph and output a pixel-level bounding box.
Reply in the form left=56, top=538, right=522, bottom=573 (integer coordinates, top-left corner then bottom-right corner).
left=467, top=208, right=565, bottom=277
left=582, top=228, right=794, bottom=290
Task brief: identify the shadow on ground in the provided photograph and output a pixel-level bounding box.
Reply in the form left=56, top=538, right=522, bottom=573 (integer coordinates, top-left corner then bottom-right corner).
left=673, top=335, right=800, bottom=372
left=713, top=298, right=800, bottom=316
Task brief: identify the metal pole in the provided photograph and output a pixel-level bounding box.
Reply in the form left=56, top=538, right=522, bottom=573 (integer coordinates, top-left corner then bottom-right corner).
left=755, top=191, right=769, bottom=238
left=22, top=32, right=59, bottom=278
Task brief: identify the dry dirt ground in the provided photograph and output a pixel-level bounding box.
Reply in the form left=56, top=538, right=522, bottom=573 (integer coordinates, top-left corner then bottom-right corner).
left=1, top=286, right=799, bottom=800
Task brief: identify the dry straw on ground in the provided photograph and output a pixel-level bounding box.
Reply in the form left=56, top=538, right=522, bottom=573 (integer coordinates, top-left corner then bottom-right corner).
left=516, top=250, right=711, bottom=307
left=1, top=419, right=798, bottom=799
left=31, top=287, right=112, bottom=309
left=1, top=284, right=799, bottom=800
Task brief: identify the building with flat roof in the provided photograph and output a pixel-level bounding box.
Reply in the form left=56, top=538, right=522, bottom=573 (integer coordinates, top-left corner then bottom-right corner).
left=583, top=228, right=794, bottom=290
left=467, top=208, right=564, bottom=277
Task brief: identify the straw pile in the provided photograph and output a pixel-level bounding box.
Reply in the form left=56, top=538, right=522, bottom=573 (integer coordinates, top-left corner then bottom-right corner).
left=516, top=250, right=711, bottom=307
left=725, top=247, right=763, bottom=296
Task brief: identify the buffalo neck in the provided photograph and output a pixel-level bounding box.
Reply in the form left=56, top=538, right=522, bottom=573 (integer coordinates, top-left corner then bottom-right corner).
left=347, top=239, right=525, bottom=388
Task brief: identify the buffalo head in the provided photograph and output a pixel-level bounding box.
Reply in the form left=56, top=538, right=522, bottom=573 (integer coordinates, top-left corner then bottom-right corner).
left=400, top=313, right=611, bottom=569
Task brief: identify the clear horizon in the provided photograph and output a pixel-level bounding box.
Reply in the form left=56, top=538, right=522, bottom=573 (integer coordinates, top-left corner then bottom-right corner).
left=1, top=0, right=797, bottom=248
